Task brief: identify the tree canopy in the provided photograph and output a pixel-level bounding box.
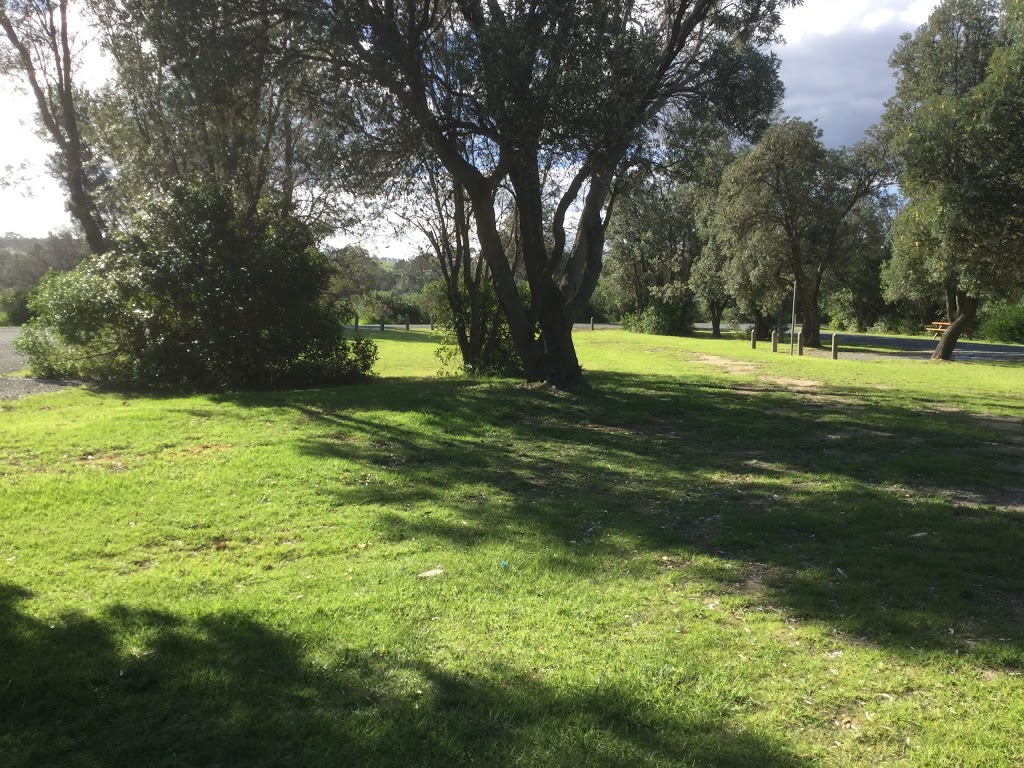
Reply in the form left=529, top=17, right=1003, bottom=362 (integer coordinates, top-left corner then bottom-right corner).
left=298, top=0, right=792, bottom=388
left=883, top=0, right=1024, bottom=359
left=709, top=119, right=889, bottom=346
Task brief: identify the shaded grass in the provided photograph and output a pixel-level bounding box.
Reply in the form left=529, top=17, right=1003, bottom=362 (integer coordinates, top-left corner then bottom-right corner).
left=1, top=330, right=1023, bottom=766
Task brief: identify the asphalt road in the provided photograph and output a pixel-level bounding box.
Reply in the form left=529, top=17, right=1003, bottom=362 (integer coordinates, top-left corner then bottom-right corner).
left=818, top=330, right=1024, bottom=362
left=0, top=326, right=24, bottom=374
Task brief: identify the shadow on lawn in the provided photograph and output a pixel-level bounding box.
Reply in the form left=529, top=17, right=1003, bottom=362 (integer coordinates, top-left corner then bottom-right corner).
left=220, top=370, right=1024, bottom=667
left=0, top=583, right=808, bottom=768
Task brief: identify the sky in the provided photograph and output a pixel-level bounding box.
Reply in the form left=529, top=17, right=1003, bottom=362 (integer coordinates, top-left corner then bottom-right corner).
left=0, top=0, right=937, bottom=242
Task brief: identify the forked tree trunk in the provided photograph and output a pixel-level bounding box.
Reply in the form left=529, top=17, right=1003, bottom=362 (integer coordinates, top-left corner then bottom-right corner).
left=932, top=295, right=979, bottom=361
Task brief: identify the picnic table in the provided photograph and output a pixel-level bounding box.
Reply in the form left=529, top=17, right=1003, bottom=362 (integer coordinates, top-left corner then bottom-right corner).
left=926, top=321, right=951, bottom=338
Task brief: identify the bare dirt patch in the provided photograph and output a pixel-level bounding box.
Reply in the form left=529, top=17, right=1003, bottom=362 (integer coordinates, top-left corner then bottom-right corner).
left=692, top=354, right=760, bottom=375
left=760, top=376, right=823, bottom=390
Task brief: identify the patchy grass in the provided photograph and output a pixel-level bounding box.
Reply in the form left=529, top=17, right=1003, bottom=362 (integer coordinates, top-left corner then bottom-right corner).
left=1, top=330, right=1022, bottom=767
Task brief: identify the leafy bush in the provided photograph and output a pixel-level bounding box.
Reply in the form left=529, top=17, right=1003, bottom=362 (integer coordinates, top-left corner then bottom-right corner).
left=980, top=302, right=1024, bottom=344
left=0, top=290, right=32, bottom=326
left=354, top=289, right=428, bottom=325
left=621, top=287, right=697, bottom=336
left=16, top=180, right=376, bottom=390
left=426, top=278, right=522, bottom=377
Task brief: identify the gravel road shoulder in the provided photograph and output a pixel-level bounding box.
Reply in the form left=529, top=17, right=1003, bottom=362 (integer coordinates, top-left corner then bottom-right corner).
left=0, top=327, right=76, bottom=400
left=0, top=376, right=75, bottom=400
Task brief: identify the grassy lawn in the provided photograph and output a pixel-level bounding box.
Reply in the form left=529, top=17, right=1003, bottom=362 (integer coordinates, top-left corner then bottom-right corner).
left=2, top=329, right=1023, bottom=767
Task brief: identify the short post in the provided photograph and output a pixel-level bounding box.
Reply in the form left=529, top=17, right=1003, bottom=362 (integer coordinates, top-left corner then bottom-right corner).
left=798, top=331, right=804, bottom=356
left=771, top=330, right=778, bottom=353
left=354, top=314, right=359, bottom=334
left=831, top=334, right=839, bottom=360
left=430, top=317, right=435, bottom=331
left=405, top=314, right=410, bottom=331
left=380, top=319, right=385, bottom=332
left=591, top=317, right=595, bottom=331
left=750, top=329, right=757, bottom=349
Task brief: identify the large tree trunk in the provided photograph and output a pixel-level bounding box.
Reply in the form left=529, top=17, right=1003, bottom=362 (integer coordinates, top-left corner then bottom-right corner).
left=944, top=281, right=958, bottom=324
left=798, top=301, right=823, bottom=348
left=752, top=310, right=773, bottom=341
left=505, top=156, right=588, bottom=391
left=932, top=294, right=980, bottom=361
left=710, top=301, right=724, bottom=338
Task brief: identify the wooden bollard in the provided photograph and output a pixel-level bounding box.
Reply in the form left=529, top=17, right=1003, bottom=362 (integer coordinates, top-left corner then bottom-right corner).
left=354, top=314, right=359, bottom=333
left=430, top=318, right=435, bottom=331
left=771, top=330, right=778, bottom=352
left=831, top=334, right=839, bottom=360
left=405, top=314, right=410, bottom=331
left=751, top=329, right=757, bottom=349
left=591, top=317, right=595, bottom=331
left=380, top=320, right=385, bottom=331
left=798, top=331, right=804, bottom=356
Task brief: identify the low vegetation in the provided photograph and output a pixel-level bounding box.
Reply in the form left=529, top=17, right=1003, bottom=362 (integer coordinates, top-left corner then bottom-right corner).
left=2, top=331, right=1022, bottom=766
left=15, top=182, right=377, bottom=391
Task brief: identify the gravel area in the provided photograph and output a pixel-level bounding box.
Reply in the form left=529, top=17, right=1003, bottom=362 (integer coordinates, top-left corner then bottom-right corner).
left=0, top=327, right=76, bottom=400
left=0, top=376, right=75, bottom=400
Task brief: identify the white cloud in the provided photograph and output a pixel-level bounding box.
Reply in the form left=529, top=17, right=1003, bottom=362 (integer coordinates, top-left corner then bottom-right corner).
left=775, top=0, right=938, bottom=147
left=0, top=82, right=72, bottom=237
left=781, top=0, right=936, bottom=45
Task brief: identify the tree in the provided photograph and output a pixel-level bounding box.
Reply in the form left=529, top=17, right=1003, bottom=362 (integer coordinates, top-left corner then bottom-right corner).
left=882, top=0, right=1024, bottom=359
left=1, top=0, right=107, bottom=253
left=0, top=230, right=86, bottom=290
left=300, top=0, right=791, bottom=389
left=326, top=244, right=390, bottom=301
left=711, top=119, right=888, bottom=346
left=86, top=0, right=359, bottom=230
left=603, top=174, right=697, bottom=330
left=820, top=196, right=891, bottom=332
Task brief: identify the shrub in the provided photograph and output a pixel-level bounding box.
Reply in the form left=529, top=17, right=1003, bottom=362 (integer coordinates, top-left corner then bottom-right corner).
left=0, top=290, right=32, bottom=326
left=621, top=287, right=697, bottom=337
left=427, top=278, right=522, bottom=377
left=980, top=302, right=1024, bottom=344
left=354, top=289, right=428, bottom=325
left=16, top=180, right=376, bottom=390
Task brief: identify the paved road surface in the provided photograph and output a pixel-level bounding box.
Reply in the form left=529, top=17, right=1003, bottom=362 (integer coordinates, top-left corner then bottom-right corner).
left=0, top=327, right=24, bottom=374
left=818, top=331, right=1024, bottom=363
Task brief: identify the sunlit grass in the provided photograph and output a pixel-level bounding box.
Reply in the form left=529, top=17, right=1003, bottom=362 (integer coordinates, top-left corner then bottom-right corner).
left=2, top=329, right=1022, bottom=767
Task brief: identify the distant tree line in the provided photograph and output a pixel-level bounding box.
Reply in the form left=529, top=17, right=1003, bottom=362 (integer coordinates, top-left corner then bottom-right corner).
left=599, top=0, right=1024, bottom=356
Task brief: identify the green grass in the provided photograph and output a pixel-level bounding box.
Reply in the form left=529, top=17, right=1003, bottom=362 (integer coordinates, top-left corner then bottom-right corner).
left=2, top=330, right=1023, bottom=767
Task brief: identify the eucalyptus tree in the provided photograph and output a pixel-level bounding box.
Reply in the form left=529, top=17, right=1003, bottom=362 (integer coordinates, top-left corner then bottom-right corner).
left=86, top=0, right=361, bottom=227
left=0, top=0, right=107, bottom=252
left=603, top=174, right=697, bottom=324
left=711, top=119, right=889, bottom=347
left=298, top=0, right=792, bottom=389
left=884, top=0, right=1024, bottom=359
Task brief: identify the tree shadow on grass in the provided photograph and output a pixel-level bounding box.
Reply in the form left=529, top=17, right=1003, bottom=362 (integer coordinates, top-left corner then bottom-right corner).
left=216, top=370, right=1024, bottom=668
left=0, top=583, right=809, bottom=768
